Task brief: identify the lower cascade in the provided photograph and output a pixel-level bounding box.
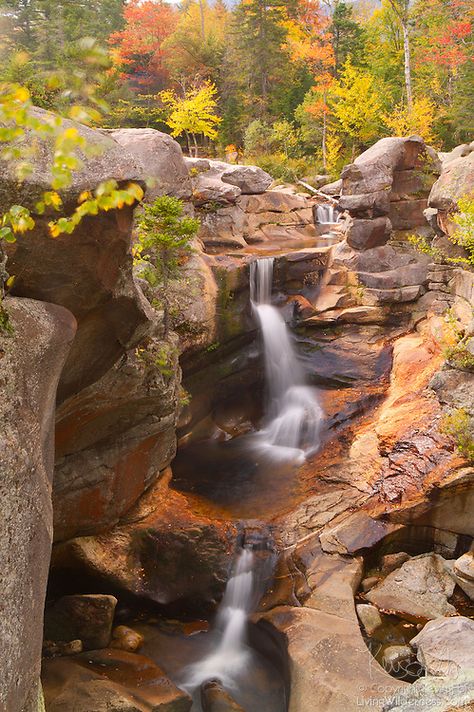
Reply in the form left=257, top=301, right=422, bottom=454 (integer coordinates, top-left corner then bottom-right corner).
left=250, top=257, right=322, bottom=460
left=182, top=547, right=267, bottom=709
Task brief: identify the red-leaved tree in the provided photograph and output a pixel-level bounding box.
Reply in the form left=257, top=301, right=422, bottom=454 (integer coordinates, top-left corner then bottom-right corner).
left=109, top=0, right=178, bottom=90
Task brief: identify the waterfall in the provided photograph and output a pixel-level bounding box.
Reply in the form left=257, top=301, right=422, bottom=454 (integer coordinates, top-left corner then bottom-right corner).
left=250, top=258, right=322, bottom=460
left=316, top=204, right=340, bottom=225
left=183, top=548, right=256, bottom=692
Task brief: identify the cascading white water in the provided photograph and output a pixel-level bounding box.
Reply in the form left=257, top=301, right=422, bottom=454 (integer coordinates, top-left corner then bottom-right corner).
left=250, top=258, right=322, bottom=459
left=183, top=548, right=255, bottom=692
left=316, top=203, right=340, bottom=225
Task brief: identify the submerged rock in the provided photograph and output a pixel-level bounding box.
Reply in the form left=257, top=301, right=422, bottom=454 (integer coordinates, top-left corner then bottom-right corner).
left=356, top=603, right=383, bottom=636
left=44, top=594, right=117, bottom=651
left=200, top=680, right=246, bottom=712
left=110, top=626, right=144, bottom=653
left=43, top=649, right=192, bottom=712
left=381, top=645, right=414, bottom=674
left=366, top=553, right=456, bottom=622
left=410, top=617, right=474, bottom=677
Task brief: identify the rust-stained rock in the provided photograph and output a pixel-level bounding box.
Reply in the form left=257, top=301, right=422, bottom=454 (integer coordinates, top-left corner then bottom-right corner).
left=50, top=471, right=237, bottom=611
left=53, top=337, right=180, bottom=541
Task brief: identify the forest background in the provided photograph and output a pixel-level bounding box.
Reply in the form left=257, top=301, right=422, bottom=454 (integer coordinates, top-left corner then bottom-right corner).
left=0, top=0, right=472, bottom=181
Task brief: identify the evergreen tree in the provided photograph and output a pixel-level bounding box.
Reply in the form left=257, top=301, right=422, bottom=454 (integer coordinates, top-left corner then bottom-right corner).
left=330, top=1, right=366, bottom=73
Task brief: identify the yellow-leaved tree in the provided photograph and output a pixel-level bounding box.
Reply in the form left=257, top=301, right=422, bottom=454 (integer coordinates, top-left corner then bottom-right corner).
left=159, top=81, right=222, bottom=156
left=331, top=60, right=383, bottom=159
left=383, top=96, right=436, bottom=143
left=325, top=128, right=343, bottom=178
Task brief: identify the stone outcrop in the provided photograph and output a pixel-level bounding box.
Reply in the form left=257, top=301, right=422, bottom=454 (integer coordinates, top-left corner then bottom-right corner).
left=0, top=297, right=76, bottom=712
left=427, top=144, right=474, bottom=259
left=340, top=136, right=440, bottom=244
left=3, top=109, right=151, bottom=403
left=186, top=158, right=272, bottom=199
left=50, top=470, right=238, bottom=612
left=185, top=157, right=321, bottom=250
left=107, top=128, right=193, bottom=202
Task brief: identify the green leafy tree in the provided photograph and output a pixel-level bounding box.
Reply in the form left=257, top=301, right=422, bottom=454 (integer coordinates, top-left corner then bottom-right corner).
left=135, top=197, right=200, bottom=336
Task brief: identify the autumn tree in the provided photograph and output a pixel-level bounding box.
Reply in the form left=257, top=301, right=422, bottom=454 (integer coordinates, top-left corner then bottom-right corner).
left=383, top=96, right=436, bottom=143
left=160, top=81, right=221, bottom=156
left=331, top=60, right=382, bottom=157
left=109, top=0, right=177, bottom=90
left=163, top=0, right=228, bottom=85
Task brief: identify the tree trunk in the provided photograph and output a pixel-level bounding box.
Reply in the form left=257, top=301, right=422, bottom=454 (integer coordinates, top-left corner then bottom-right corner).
left=322, top=105, right=327, bottom=171
left=402, top=21, right=413, bottom=110
left=198, top=0, right=205, bottom=40
left=162, top=249, right=170, bottom=338
left=191, top=133, right=199, bottom=158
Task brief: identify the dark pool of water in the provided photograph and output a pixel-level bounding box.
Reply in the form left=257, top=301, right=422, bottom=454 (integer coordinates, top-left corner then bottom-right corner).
left=171, top=432, right=309, bottom=519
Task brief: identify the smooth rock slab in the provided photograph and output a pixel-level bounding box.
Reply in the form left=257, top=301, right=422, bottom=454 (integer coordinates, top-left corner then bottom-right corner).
left=366, top=553, right=456, bottom=622
left=260, top=606, right=406, bottom=712
left=410, top=617, right=474, bottom=677
left=320, top=512, right=403, bottom=555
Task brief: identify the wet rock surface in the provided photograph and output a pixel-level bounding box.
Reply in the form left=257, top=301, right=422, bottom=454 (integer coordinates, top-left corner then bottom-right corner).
left=200, top=680, right=246, bottom=712
left=42, top=649, right=192, bottom=712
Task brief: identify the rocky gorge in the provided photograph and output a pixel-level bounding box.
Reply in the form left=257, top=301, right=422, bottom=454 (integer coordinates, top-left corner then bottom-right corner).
left=1, top=117, right=473, bottom=712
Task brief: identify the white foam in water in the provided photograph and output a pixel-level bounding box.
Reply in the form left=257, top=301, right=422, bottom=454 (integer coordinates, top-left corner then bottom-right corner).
left=316, top=203, right=340, bottom=225
left=250, top=257, right=322, bottom=461
left=183, top=548, right=255, bottom=692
